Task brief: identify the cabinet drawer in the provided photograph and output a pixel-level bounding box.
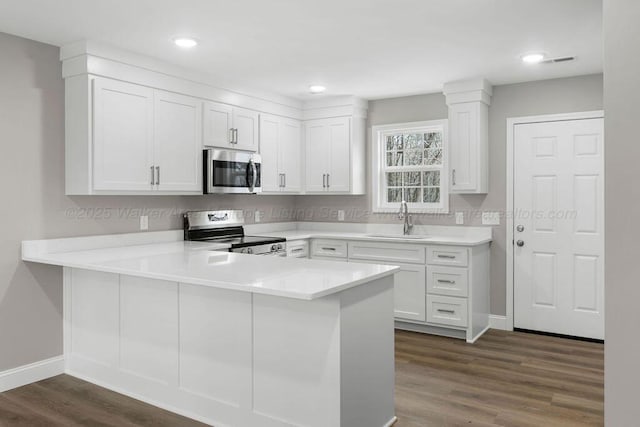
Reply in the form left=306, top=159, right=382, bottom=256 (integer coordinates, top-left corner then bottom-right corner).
left=311, top=239, right=348, bottom=258
left=287, top=240, right=309, bottom=258
left=427, top=266, right=469, bottom=297
left=426, top=295, right=468, bottom=328
left=427, top=246, right=469, bottom=267
left=348, top=241, right=425, bottom=264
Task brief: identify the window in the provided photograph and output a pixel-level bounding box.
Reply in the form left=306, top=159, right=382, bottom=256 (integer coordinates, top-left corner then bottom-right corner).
left=372, top=120, right=448, bottom=213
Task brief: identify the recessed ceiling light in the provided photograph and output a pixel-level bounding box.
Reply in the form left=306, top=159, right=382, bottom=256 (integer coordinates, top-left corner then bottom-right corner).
left=309, top=85, right=326, bottom=94
left=521, top=53, right=545, bottom=64
left=173, top=37, right=198, bottom=48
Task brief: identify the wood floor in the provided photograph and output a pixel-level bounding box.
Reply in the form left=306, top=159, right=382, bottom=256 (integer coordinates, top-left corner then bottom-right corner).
left=0, top=329, right=603, bottom=426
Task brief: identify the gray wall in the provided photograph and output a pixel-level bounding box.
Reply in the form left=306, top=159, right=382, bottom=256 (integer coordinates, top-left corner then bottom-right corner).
left=295, top=74, right=604, bottom=315
left=0, top=31, right=296, bottom=372
left=604, top=0, right=640, bottom=424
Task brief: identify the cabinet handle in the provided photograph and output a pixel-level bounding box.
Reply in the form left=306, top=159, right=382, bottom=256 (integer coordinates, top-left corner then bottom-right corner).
left=437, top=279, right=456, bottom=284
left=452, top=169, right=456, bottom=186
left=150, top=166, right=155, bottom=186
left=291, top=248, right=304, bottom=253
left=437, top=309, right=456, bottom=314
left=323, top=174, right=327, bottom=188
left=326, top=173, right=330, bottom=188
left=234, top=128, right=239, bottom=144
left=229, top=128, right=234, bottom=144
left=322, top=247, right=336, bottom=251
left=283, top=173, right=286, bottom=188
left=155, top=166, right=160, bottom=186
left=437, top=254, right=456, bottom=259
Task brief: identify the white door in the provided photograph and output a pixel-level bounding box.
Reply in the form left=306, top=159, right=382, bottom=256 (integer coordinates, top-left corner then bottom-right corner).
left=327, top=117, right=351, bottom=193
left=154, top=91, right=202, bottom=192
left=305, top=120, right=330, bottom=192
left=233, top=107, right=259, bottom=152
left=279, top=118, right=303, bottom=193
left=203, top=101, right=233, bottom=148
left=92, top=78, right=154, bottom=191
left=514, top=118, right=604, bottom=340
left=259, top=114, right=281, bottom=192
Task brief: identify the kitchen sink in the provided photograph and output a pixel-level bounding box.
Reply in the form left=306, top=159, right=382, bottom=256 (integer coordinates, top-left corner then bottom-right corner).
left=365, top=233, right=430, bottom=240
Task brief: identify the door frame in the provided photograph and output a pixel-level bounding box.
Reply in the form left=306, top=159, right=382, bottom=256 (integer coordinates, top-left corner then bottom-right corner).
left=505, top=110, right=604, bottom=331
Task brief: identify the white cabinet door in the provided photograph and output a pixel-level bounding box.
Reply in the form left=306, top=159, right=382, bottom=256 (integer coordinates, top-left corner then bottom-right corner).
left=93, top=78, right=154, bottom=191
left=327, top=117, right=351, bottom=193
left=203, top=101, right=233, bottom=148
left=154, top=91, right=202, bottom=192
left=355, top=260, right=426, bottom=322
left=280, top=118, right=302, bottom=193
left=259, top=114, right=281, bottom=192
left=449, top=102, right=477, bottom=192
left=305, top=120, right=330, bottom=192
left=233, top=107, right=259, bottom=152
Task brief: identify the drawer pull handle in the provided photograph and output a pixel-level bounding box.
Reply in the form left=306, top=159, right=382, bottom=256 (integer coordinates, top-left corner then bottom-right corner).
left=437, top=279, right=456, bottom=284
left=291, top=248, right=304, bottom=253
left=437, top=254, right=456, bottom=259
left=437, top=309, right=456, bottom=314
left=322, top=247, right=337, bottom=251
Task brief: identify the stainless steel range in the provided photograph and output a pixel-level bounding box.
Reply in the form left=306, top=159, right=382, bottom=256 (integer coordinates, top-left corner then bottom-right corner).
left=183, top=210, right=286, bottom=256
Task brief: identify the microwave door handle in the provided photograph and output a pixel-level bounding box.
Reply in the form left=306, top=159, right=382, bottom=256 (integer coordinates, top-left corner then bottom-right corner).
left=251, top=160, right=258, bottom=192
left=246, top=159, right=256, bottom=193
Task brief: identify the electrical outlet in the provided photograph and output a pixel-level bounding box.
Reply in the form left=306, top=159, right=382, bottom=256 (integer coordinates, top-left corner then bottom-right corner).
left=455, top=212, right=464, bottom=225
left=482, top=212, right=500, bottom=225
left=338, top=210, right=345, bottom=221
left=139, top=215, right=149, bottom=230
left=254, top=210, right=262, bottom=223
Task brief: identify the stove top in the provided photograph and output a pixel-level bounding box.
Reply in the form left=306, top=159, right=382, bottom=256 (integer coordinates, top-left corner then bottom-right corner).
left=200, top=235, right=286, bottom=249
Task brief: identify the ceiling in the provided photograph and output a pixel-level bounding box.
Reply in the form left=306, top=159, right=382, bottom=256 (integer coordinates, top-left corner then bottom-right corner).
left=0, top=0, right=602, bottom=101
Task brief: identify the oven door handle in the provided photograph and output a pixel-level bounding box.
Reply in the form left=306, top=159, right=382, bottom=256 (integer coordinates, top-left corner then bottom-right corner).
left=246, top=159, right=257, bottom=193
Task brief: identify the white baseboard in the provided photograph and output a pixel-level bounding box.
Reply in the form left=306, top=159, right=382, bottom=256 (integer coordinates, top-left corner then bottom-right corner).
left=489, top=315, right=509, bottom=330
left=0, top=356, right=64, bottom=393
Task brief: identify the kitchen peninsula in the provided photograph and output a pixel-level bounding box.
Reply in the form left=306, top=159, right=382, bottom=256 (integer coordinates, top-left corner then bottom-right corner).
left=22, top=232, right=398, bottom=427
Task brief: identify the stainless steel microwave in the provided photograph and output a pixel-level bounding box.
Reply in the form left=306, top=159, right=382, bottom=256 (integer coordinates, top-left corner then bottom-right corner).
left=203, top=149, right=262, bottom=194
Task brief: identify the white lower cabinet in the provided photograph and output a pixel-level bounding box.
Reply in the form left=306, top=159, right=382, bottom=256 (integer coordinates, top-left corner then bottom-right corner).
left=346, top=239, right=490, bottom=343
left=286, top=240, right=309, bottom=258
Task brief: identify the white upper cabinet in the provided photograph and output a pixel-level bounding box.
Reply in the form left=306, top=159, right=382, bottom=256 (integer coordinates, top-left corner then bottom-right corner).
left=443, top=78, right=491, bottom=194
left=259, top=114, right=302, bottom=193
left=203, top=102, right=259, bottom=152
left=67, top=76, right=203, bottom=195
left=202, top=102, right=233, bottom=148
left=153, top=91, right=202, bottom=192
left=304, top=116, right=365, bottom=194
left=93, top=78, right=154, bottom=192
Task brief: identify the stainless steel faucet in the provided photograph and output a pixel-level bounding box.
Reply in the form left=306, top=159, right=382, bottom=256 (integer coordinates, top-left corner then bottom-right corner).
left=398, top=200, right=413, bottom=235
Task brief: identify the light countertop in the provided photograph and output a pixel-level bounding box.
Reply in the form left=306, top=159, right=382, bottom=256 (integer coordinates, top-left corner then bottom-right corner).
left=22, top=239, right=398, bottom=300
left=252, top=229, right=492, bottom=246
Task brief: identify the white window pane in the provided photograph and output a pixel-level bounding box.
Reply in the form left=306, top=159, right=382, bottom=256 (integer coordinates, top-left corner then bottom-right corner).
left=425, top=132, right=442, bottom=149
left=386, top=172, right=402, bottom=186
left=423, top=187, right=441, bottom=203
left=386, top=135, right=403, bottom=151
left=405, top=188, right=421, bottom=203
left=404, top=149, right=423, bottom=166
left=423, top=171, right=440, bottom=186
left=386, top=152, right=403, bottom=166
left=387, top=188, right=402, bottom=203
left=403, top=171, right=421, bottom=186
left=425, top=148, right=442, bottom=165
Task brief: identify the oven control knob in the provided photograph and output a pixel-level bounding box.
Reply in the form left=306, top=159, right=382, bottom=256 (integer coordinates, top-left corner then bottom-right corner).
left=246, top=248, right=253, bottom=254
left=271, top=244, right=277, bottom=252
left=277, top=244, right=283, bottom=250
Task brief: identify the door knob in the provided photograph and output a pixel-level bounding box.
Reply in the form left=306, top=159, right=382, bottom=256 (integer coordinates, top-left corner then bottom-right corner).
left=516, top=225, right=524, bottom=232
left=516, top=240, right=525, bottom=247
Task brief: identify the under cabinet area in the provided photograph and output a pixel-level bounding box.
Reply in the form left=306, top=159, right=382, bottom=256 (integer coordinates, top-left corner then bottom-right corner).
left=67, top=76, right=202, bottom=195
left=308, top=237, right=491, bottom=343
left=203, top=101, right=259, bottom=152
left=259, top=114, right=303, bottom=193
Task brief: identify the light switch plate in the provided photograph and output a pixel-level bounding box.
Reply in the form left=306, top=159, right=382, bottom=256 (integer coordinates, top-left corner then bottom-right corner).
left=338, top=210, right=345, bottom=221
left=455, top=212, right=464, bottom=225
left=482, top=212, right=500, bottom=225
left=139, top=215, right=149, bottom=230
left=254, top=210, right=262, bottom=223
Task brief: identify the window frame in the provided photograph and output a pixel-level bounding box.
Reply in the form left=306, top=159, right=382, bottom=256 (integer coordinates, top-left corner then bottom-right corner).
left=371, top=119, right=449, bottom=213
